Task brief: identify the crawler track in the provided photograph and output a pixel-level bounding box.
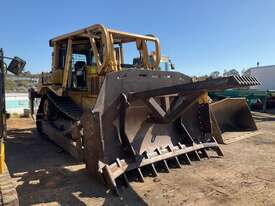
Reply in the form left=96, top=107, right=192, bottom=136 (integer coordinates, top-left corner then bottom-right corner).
left=0, top=165, right=18, bottom=206
left=46, top=92, right=82, bottom=121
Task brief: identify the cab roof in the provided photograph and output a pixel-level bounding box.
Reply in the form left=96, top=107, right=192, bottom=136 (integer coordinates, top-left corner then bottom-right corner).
left=49, top=24, right=159, bottom=46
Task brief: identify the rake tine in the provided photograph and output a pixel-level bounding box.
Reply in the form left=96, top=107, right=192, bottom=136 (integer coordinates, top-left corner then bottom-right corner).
left=250, top=76, right=257, bottom=85
left=249, top=76, right=256, bottom=85
left=103, top=165, right=121, bottom=195
left=174, top=156, right=182, bottom=168
left=255, top=77, right=260, bottom=85
left=243, top=76, right=250, bottom=85
left=144, top=151, right=150, bottom=159
left=214, top=146, right=224, bottom=156
left=144, top=151, right=158, bottom=177
left=239, top=76, right=246, bottom=85
left=114, top=186, right=121, bottom=196
left=151, top=163, right=158, bottom=177
left=217, top=147, right=224, bottom=156
left=201, top=148, right=209, bottom=159
left=123, top=173, right=129, bottom=187
left=244, top=76, right=251, bottom=85
left=252, top=76, right=258, bottom=85
left=116, top=158, right=122, bottom=167
left=184, top=153, right=192, bottom=165
left=137, top=168, right=145, bottom=182
left=178, top=142, right=184, bottom=149
left=249, top=77, right=254, bottom=85
left=253, top=76, right=260, bottom=85
left=234, top=75, right=242, bottom=85
left=194, top=151, right=201, bottom=161
left=163, top=160, right=170, bottom=172
left=155, top=148, right=170, bottom=172
left=247, top=76, right=254, bottom=85
left=155, top=148, right=162, bottom=155
left=239, top=75, right=246, bottom=85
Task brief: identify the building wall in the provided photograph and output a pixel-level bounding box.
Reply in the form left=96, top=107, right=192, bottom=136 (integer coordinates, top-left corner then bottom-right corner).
left=249, top=65, right=275, bottom=90
left=5, top=93, right=29, bottom=114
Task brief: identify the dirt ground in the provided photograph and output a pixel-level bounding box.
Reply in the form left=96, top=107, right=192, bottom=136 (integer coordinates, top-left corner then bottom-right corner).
left=5, top=112, right=275, bottom=206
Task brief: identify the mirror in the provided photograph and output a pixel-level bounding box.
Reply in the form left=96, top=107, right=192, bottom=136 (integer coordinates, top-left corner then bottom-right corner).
left=7, top=56, right=26, bottom=75
left=168, top=59, right=175, bottom=70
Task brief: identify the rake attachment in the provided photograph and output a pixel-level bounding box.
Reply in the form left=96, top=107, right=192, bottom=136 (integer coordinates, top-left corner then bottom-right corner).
left=81, top=71, right=260, bottom=194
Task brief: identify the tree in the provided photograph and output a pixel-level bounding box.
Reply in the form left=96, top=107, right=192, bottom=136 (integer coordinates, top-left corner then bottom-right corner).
left=209, top=71, right=220, bottom=78
left=5, top=79, right=16, bottom=91
left=23, top=70, right=31, bottom=76
left=18, top=80, right=29, bottom=87
left=241, top=68, right=251, bottom=76
left=223, top=69, right=240, bottom=77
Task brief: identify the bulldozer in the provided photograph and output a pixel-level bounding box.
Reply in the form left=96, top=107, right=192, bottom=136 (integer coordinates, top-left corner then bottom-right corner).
left=29, top=24, right=260, bottom=193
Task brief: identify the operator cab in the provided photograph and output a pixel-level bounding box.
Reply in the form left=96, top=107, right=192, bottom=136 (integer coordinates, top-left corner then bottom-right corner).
left=71, top=43, right=95, bottom=90
left=49, top=24, right=161, bottom=94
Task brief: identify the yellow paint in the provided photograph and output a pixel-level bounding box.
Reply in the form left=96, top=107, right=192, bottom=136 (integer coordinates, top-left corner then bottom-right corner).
left=198, top=92, right=208, bottom=104
left=69, top=91, right=96, bottom=110
left=51, top=69, right=63, bottom=84
left=69, top=92, right=85, bottom=106
left=81, top=97, right=97, bottom=110
left=86, top=66, right=97, bottom=75
left=0, top=143, right=5, bottom=174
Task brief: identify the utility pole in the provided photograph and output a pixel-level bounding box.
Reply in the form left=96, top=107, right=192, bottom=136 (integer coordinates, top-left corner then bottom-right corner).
left=0, top=48, right=6, bottom=173
left=0, top=48, right=25, bottom=206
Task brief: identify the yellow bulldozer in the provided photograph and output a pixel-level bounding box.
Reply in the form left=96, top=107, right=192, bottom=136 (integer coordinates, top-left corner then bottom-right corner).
left=29, top=24, right=260, bottom=194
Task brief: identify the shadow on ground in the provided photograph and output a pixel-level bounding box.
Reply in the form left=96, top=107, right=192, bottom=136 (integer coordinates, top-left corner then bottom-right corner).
left=6, top=127, right=148, bottom=206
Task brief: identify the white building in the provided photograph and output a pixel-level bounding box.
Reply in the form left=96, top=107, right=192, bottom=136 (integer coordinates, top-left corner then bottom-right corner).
left=248, top=65, right=275, bottom=90
left=5, top=93, right=29, bottom=115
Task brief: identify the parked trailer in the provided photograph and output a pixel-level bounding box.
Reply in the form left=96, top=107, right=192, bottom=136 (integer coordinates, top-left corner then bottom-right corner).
left=209, top=89, right=275, bottom=112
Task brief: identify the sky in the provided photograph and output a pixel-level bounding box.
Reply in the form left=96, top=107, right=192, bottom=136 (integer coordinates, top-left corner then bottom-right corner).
left=1, top=0, right=275, bottom=76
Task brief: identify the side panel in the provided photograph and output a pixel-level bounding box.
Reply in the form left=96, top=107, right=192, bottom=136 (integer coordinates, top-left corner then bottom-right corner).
left=69, top=91, right=97, bottom=111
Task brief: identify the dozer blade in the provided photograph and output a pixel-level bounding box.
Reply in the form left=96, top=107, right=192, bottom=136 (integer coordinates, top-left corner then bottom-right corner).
left=84, top=93, right=223, bottom=194
left=210, top=98, right=259, bottom=144
left=82, top=71, right=264, bottom=194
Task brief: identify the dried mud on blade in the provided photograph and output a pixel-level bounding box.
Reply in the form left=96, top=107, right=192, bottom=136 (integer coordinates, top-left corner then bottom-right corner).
left=210, top=98, right=259, bottom=144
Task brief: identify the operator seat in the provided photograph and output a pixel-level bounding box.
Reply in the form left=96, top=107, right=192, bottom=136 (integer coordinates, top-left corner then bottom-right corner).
left=74, top=61, right=86, bottom=88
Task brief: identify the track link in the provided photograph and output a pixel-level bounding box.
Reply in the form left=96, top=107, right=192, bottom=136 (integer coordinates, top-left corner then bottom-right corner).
left=47, top=92, right=83, bottom=121
left=0, top=165, right=18, bottom=206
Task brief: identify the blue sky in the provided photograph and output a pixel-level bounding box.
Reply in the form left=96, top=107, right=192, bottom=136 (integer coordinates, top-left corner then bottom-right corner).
left=1, top=0, right=275, bottom=76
